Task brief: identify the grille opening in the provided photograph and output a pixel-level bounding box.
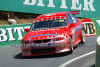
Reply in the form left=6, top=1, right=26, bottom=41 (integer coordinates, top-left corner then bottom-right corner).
left=31, top=48, right=55, bottom=54
left=43, top=39, right=51, bottom=43
left=34, top=40, right=41, bottom=43
left=34, top=39, right=51, bottom=44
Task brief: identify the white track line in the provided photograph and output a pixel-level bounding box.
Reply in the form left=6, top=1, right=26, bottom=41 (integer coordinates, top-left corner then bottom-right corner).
left=59, top=50, right=96, bottom=67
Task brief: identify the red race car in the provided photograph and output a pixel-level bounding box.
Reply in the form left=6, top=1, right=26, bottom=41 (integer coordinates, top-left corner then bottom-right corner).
left=21, top=11, right=85, bottom=56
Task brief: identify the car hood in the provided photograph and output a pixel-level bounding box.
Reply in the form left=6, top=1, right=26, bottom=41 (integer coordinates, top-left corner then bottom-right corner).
left=23, top=27, right=69, bottom=41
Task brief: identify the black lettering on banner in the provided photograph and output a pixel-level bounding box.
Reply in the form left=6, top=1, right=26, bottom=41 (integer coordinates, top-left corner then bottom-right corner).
left=82, top=23, right=88, bottom=34
left=88, top=23, right=95, bottom=34
left=82, top=22, right=96, bottom=35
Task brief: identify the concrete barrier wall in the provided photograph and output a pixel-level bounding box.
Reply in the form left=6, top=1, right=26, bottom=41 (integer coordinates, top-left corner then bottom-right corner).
left=96, top=36, right=100, bottom=67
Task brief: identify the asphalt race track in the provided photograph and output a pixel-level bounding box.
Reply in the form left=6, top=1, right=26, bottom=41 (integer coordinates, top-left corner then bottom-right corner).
left=0, top=36, right=97, bottom=67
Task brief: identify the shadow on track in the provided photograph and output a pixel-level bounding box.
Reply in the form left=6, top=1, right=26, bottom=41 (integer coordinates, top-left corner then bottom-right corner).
left=91, top=64, right=95, bottom=67
left=13, top=42, right=81, bottom=59
left=13, top=40, right=86, bottom=59
left=13, top=52, right=72, bottom=59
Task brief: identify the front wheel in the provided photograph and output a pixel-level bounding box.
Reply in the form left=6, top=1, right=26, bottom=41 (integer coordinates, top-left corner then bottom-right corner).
left=69, top=36, right=73, bottom=54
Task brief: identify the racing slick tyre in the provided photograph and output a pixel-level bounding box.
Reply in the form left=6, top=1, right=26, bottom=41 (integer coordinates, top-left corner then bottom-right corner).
left=69, top=36, right=73, bottom=54
left=81, top=30, right=85, bottom=44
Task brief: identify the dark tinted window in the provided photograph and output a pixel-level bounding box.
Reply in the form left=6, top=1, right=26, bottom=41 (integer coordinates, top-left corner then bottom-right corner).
left=30, top=19, right=67, bottom=30
left=69, top=13, right=77, bottom=23
left=67, top=14, right=73, bottom=25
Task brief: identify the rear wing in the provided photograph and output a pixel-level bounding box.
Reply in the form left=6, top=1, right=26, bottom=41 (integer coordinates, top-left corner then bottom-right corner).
left=70, top=11, right=81, bottom=15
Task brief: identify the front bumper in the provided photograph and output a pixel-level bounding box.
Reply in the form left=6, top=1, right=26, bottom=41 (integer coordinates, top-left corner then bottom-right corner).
left=21, top=38, right=70, bottom=56
left=22, top=43, right=71, bottom=56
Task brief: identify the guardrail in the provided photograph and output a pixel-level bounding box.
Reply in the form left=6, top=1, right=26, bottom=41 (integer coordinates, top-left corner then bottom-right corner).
left=96, top=36, right=100, bottom=67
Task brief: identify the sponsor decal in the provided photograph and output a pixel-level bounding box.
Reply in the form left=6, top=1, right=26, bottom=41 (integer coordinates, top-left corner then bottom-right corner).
left=32, top=43, right=53, bottom=49
left=29, top=34, right=59, bottom=38
left=75, top=34, right=79, bottom=38
left=75, top=25, right=82, bottom=33
left=72, top=29, right=75, bottom=41
left=75, top=39, right=81, bottom=45
left=59, top=19, right=64, bottom=22
left=82, top=18, right=97, bottom=36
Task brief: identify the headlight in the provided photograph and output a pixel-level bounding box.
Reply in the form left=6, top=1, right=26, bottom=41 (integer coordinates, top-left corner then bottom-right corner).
left=21, top=40, right=31, bottom=49
left=55, top=37, right=64, bottom=41
left=21, top=40, right=29, bottom=44
left=52, top=37, right=64, bottom=42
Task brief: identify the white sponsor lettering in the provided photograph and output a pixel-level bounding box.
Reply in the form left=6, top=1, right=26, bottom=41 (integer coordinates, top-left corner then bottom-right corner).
left=0, top=26, right=30, bottom=42
left=60, top=0, right=68, bottom=9
left=14, top=27, right=24, bottom=40
left=71, top=0, right=82, bottom=10
left=37, top=0, right=45, bottom=6
left=23, top=0, right=36, bottom=5
left=0, top=29, right=7, bottom=42
left=23, top=0, right=95, bottom=11
left=6, top=28, right=15, bottom=41
left=83, top=0, right=95, bottom=11
left=48, top=0, right=55, bottom=7
left=96, top=20, right=100, bottom=26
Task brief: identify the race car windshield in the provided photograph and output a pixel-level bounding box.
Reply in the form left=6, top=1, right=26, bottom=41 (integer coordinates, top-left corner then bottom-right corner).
left=30, top=19, right=67, bottom=30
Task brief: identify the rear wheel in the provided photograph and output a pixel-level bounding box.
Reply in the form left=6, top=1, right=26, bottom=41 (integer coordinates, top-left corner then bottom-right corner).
left=81, top=30, right=85, bottom=44
left=69, top=36, right=73, bottom=54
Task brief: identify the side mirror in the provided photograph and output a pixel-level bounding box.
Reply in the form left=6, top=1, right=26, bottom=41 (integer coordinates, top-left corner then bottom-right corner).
left=25, top=28, right=29, bottom=32
left=70, top=23, right=75, bottom=27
